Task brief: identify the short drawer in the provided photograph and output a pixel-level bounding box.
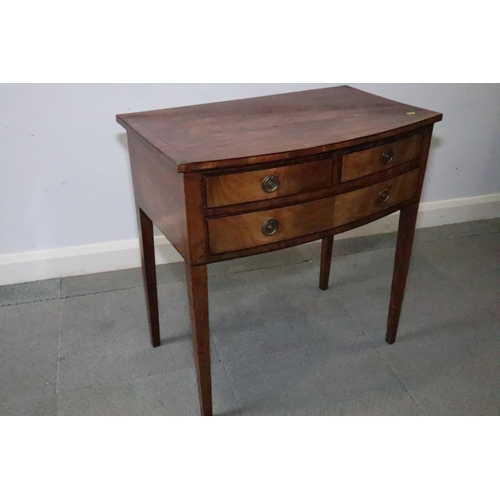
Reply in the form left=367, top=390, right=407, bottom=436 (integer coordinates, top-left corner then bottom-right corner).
left=205, top=158, right=333, bottom=208
left=208, top=169, right=420, bottom=255
left=341, top=134, right=422, bottom=182
left=333, top=168, right=420, bottom=228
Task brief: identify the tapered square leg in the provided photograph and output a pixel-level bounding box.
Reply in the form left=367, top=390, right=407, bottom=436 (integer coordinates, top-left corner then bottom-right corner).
left=137, top=207, right=161, bottom=348
left=185, top=264, right=213, bottom=416
left=386, top=202, right=419, bottom=344
left=319, top=236, right=334, bottom=291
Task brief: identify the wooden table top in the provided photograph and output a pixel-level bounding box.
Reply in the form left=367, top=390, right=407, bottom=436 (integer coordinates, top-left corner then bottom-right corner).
left=117, top=86, right=442, bottom=172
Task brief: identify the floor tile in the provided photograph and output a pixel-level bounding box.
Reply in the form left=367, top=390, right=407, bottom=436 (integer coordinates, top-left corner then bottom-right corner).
left=328, top=248, right=481, bottom=341
left=0, top=279, right=60, bottom=307
left=0, top=395, right=57, bottom=416
left=58, top=283, right=219, bottom=392
left=486, top=217, right=500, bottom=232
left=419, top=219, right=498, bottom=242
left=298, top=233, right=397, bottom=262
left=224, top=337, right=422, bottom=416
left=61, top=268, right=143, bottom=298
left=413, top=234, right=484, bottom=263
left=413, top=225, right=455, bottom=243
left=209, top=246, right=306, bottom=277
left=416, top=233, right=499, bottom=314
left=61, top=262, right=185, bottom=298
left=58, top=364, right=239, bottom=416
left=0, top=301, right=60, bottom=403
left=441, top=219, right=500, bottom=238
left=412, top=219, right=499, bottom=244
left=369, top=309, right=500, bottom=415
left=335, top=232, right=398, bottom=256
left=434, top=259, right=499, bottom=307
left=469, top=232, right=500, bottom=262
left=209, top=262, right=363, bottom=362
left=310, top=245, right=430, bottom=285
left=486, top=302, right=500, bottom=321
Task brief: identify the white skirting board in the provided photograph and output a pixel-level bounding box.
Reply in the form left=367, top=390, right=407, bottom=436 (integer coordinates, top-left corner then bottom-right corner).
left=1, top=193, right=499, bottom=286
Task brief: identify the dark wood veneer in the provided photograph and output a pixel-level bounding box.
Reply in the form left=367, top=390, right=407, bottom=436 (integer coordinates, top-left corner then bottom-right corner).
left=117, top=86, right=442, bottom=171
left=205, top=158, right=333, bottom=208
left=341, top=133, right=423, bottom=182
left=207, top=170, right=419, bottom=255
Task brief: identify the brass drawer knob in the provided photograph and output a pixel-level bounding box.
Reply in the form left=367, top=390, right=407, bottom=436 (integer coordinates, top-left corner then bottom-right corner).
left=381, top=150, right=395, bottom=166
left=262, top=175, right=280, bottom=193
left=262, top=219, right=280, bottom=236
left=377, top=188, right=391, bottom=204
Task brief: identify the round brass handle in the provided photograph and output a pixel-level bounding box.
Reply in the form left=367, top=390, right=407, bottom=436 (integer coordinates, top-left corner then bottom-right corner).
left=380, top=150, right=395, bottom=166
left=262, top=219, right=280, bottom=236
left=377, top=188, right=391, bottom=204
left=262, top=175, right=280, bottom=193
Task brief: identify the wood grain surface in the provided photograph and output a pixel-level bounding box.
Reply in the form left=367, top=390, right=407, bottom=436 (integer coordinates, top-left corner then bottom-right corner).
left=117, top=86, right=442, bottom=171
left=207, top=169, right=420, bottom=254
left=341, top=133, right=422, bottom=182
left=333, top=168, right=420, bottom=228
left=205, top=158, right=333, bottom=207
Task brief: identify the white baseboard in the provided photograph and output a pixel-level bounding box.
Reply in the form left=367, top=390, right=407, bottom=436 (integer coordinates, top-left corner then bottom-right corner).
left=1, top=193, right=499, bottom=286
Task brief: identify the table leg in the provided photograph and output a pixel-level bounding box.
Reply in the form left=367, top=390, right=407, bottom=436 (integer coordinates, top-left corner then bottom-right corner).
left=185, top=264, right=213, bottom=416
left=319, top=236, right=334, bottom=291
left=138, top=207, right=161, bottom=348
left=386, top=202, right=419, bottom=344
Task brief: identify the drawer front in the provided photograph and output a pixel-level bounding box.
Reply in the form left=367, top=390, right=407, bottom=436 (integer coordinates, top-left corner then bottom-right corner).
left=341, top=134, right=422, bottom=182
left=208, top=196, right=336, bottom=254
left=205, top=159, right=333, bottom=208
left=208, top=169, right=420, bottom=255
left=334, top=168, right=420, bottom=227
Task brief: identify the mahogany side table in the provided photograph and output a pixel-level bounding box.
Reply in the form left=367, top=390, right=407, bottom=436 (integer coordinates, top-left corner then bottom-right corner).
left=117, top=86, right=442, bottom=416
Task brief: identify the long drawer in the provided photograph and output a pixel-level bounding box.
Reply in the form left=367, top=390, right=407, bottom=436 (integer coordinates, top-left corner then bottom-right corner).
left=207, top=169, right=420, bottom=254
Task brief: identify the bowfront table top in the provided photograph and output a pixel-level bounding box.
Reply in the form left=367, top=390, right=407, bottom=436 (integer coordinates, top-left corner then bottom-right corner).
left=117, top=85, right=442, bottom=170
left=117, top=86, right=442, bottom=416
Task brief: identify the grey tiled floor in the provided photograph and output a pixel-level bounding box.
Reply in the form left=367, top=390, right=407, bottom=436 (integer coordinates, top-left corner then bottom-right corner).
left=1, top=219, right=499, bottom=416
